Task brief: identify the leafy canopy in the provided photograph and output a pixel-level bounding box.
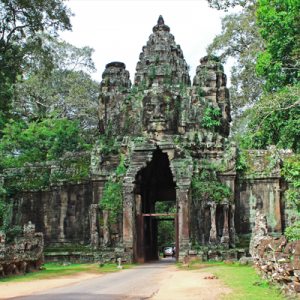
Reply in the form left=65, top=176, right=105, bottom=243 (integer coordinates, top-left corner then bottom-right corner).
left=0, top=118, right=92, bottom=171
left=256, top=0, right=300, bottom=91
left=0, top=0, right=73, bottom=130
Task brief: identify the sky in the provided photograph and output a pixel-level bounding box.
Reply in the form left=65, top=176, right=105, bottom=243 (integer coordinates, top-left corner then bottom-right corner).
left=60, top=0, right=235, bottom=85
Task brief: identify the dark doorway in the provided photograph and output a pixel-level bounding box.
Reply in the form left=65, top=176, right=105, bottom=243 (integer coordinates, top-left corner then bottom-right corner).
left=135, top=148, right=177, bottom=262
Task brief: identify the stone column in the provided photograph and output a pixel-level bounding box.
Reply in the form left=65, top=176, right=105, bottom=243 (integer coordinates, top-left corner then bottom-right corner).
left=209, top=203, right=217, bottom=244
left=58, top=191, right=68, bottom=242
left=229, top=204, right=236, bottom=247
left=89, top=204, right=100, bottom=250
left=177, top=187, right=190, bottom=252
left=0, top=231, right=5, bottom=261
left=221, top=204, right=230, bottom=249
left=103, top=209, right=111, bottom=246
left=123, top=182, right=134, bottom=250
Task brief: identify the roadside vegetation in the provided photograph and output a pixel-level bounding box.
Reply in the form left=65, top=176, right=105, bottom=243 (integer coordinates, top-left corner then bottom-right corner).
left=0, top=263, right=136, bottom=284
left=177, top=261, right=282, bottom=300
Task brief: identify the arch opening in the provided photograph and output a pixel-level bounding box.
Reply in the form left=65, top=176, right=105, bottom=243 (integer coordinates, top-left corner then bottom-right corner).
left=134, top=148, right=177, bottom=262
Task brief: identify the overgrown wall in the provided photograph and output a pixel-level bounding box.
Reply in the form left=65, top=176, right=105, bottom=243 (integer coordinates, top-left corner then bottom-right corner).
left=235, top=149, right=299, bottom=245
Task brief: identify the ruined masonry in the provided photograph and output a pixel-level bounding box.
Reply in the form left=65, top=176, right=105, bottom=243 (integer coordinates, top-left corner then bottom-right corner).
left=0, top=16, right=298, bottom=265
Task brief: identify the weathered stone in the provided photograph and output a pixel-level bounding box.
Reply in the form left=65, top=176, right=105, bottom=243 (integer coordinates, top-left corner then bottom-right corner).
left=250, top=211, right=269, bottom=258
left=1, top=16, right=298, bottom=272
left=0, top=222, right=44, bottom=277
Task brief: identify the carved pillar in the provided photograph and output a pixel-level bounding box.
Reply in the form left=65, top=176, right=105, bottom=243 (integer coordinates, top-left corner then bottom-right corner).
left=123, top=182, right=134, bottom=250
left=229, top=203, right=236, bottom=247
left=89, top=204, right=100, bottom=250
left=209, top=203, right=217, bottom=244
left=177, top=187, right=190, bottom=251
left=221, top=204, right=230, bottom=249
left=58, top=191, right=68, bottom=242
left=0, top=231, right=5, bottom=261
left=103, top=210, right=111, bottom=246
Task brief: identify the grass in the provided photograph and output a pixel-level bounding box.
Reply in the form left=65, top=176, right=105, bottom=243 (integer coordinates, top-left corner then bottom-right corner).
left=177, top=261, right=283, bottom=300
left=0, top=263, right=136, bottom=284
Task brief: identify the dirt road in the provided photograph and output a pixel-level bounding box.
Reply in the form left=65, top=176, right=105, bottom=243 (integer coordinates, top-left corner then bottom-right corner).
left=2, top=258, right=232, bottom=300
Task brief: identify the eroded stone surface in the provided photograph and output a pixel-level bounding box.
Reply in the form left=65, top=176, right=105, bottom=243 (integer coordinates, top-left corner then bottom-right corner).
left=0, top=16, right=298, bottom=267
left=0, top=222, right=44, bottom=277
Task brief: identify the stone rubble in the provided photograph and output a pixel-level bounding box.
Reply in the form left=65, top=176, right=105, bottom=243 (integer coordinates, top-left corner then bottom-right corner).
left=0, top=221, right=44, bottom=277
left=250, top=211, right=300, bottom=297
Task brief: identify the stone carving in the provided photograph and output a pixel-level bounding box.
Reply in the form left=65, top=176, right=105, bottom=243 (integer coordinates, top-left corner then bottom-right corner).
left=89, top=204, right=100, bottom=250
left=103, top=210, right=111, bottom=247
left=142, top=94, right=178, bottom=134
left=220, top=204, right=230, bottom=249
left=250, top=210, right=269, bottom=257
left=0, top=221, right=44, bottom=277
left=2, top=16, right=242, bottom=265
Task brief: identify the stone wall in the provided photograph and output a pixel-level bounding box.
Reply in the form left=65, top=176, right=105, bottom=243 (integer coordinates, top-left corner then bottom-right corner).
left=0, top=152, right=115, bottom=248
left=235, top=148, right=299, bottom=247
left=9, top=183, right=94, bottom=246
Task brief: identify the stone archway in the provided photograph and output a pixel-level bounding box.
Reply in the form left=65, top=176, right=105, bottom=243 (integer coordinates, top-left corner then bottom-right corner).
left=134, top=148, right=176, bottom=262
left=122, top=143, right=193, bottom=263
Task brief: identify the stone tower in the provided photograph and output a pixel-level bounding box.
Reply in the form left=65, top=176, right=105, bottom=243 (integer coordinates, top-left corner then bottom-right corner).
left=92, top=16, right=236, bottom=263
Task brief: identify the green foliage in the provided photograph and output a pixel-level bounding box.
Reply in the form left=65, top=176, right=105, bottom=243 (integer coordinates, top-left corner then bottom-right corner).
left=0, top=187, right=7, bottom=230
left=0, top=0, right=72, bottom=131
left=101, top=158, right=126, bottom=225
left=99, top=121, right=117, bottom=156
left=192, top=160, right=232, bottom=203
left=155, top=201, right=176, bottom=250
left=155, top=55, right=160, bottom=66
left=284, top=221, right=300, bottom=242
left=207, top=6, right=265, bottom=142
left=5, top=225, right=22, bottom=243
left=202, top=107, right=221, bottom=129
left=11, top=34, right=99, bottom=143
left=202, top=261, right=282, bottom=299
left=0, top=118, right=91, bottom=171
left=282, top=155, right=300, bottom=209
left=236, top=150, right=250, bottom=171
left=207, top=0, right=255, bottom=11
left=149, top=66, right=156, bottom=81
left=256, top=0, right=300, bottom=91
left=240, top=86, right=300, bottom=153
left=50, top=154, right=90, bottom=184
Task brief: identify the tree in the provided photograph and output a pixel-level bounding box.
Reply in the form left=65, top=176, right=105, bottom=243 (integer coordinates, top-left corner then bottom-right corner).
left=206, top=5, right=265, bottom=141
left=12, top=35, right=99, bottom=143
left=0, top=118, right=92, bottom=171
left=239, top=83, right=300, bottom=152
left=237, top=0, right=300, bottom=151
left=256, top=0, right=300, bottom=91
left=0, top=0, right=72, bottom=130
left=155, top=201, right=176, bottom=250
left=207, top=0, right=256, bottom=11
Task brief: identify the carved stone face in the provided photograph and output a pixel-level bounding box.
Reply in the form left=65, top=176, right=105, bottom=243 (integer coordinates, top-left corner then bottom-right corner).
left=142, top=94, right=178, bottom=133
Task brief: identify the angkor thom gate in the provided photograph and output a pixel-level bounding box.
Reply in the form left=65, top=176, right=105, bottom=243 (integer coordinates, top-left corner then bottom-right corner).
left=1, top=16, right=297, bottom=264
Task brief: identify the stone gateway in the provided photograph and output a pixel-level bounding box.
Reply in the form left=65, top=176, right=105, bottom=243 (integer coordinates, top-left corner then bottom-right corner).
left=0, top=16, right=298, bottom=265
